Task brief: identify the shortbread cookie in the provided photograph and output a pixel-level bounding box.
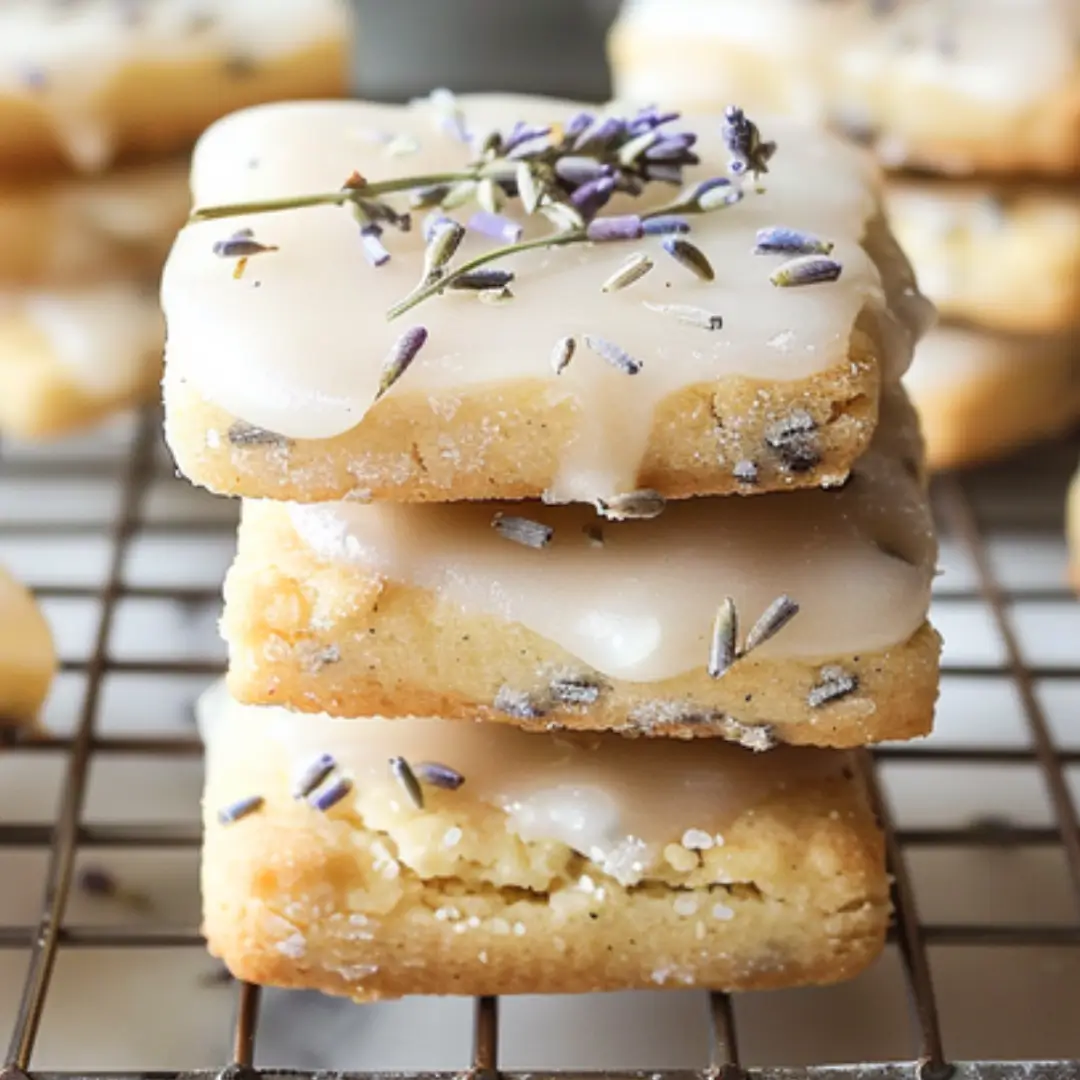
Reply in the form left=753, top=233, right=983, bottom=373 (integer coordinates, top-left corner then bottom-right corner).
left=609, top=0, right=1080, bottom=176
left=887, top=179, right=1080, bottom=335
left=222, top=390, right=940, bottom=748
left=1069, top=461, right=1080, bottom=591
left=0, top=282, right=164, bottom=439
left=0, top=0, right=349, bottom=174
left=0, top=566, right=56, bottom=729
left=903, top=325, right=1080, bottom=472
left=0, top=157, right=189, bottom=286
left=200, top=682, right=889, bottom=999
left=162, top=94, right=931, bottom=505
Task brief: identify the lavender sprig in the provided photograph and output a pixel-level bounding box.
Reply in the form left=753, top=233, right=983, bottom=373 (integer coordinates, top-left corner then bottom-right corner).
left=188, top=96, right=775, bottom=322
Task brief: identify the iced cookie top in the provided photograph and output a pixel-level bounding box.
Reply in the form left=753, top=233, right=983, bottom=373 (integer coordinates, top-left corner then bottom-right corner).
left=282, top=388, right=934, bottom=682
left=163, top=93, right=929, bottom=503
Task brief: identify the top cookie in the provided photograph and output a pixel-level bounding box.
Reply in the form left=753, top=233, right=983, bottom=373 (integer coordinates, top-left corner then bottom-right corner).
left=0, top=0, right=349, bottom=175
left=609, top=0, right=1080, bottom=177
left=162, top=94, right=929, bottom=506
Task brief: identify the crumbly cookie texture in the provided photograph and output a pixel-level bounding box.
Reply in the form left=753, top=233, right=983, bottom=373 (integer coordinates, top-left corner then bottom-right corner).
left=1068, top=461, right=1080, bottom=592
left=0, top=157, right=190, bottom=287
left=221, top=390, right=939, bottom=749
left=887, top=179, right=1080, bottom=335
left=903, top=325, right=1080, bottom=472
left=608, top=0, right=1080, bottom=176
left=162, top=94, right=929, bottom=505
left=200, top=685, right=889, bottom=1000
left=0, top=283, right=163, bottom=439
left=0, top=565, right=56, bottom=729
left=0, top=0, right=348, bottom=174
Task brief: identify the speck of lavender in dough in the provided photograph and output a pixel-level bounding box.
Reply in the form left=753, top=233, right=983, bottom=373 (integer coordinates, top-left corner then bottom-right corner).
left=494, top=685, right=547, bottom=720
left=390, top=756, right=425, bottom=810
left=807, top=666, right=859, bottom=708
left=291, top=753, right=337, bottom=799
left=492, top=512, right=553, bottom=549
left=414, top=761, right=465, bottom=790
left=308, top=777, right=353, bottom=813
left=218, top=795, right=264, bottom=825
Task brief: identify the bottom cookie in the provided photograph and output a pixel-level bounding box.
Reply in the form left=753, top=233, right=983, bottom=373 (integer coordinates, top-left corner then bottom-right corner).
left=904, top=325, right=1080, bottom=472
left=0, top=565, right=55, bottom=729
left=200, top=683, right=889, bottom=1001
left=0, top=282, right=163, bottom=440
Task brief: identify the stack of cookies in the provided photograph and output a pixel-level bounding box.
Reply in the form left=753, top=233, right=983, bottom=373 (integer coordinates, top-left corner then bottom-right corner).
left=0, top=0, right=347, bottom=440
left=163, top=92, right=940, bottom=999
left=609, top=0, right=1080, bottom=471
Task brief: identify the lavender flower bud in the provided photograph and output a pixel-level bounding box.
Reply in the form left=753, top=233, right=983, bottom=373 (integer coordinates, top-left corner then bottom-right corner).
left=642, top=215, right=690, bottom=236
left=360, top=232, right=390, bottom=267
left=555, top=156, right=610, bottom=187
left=467, top=210, right=524, bottom=244
left=569, top=176, right=616, bottom=218
left=585, top=214, right=644, bottom=242
left=564, top=111, right=594, bottom=139
left=644, top=133, right=698, bottom=161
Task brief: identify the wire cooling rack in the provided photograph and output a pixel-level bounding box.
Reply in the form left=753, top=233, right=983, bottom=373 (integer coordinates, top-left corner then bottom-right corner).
left=0, top=409, right=1078, bottom=1079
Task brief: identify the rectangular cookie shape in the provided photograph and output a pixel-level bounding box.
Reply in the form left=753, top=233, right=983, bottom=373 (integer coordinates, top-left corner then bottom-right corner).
left=222, top=389, right=940, bottom=749
left=0, top=157, right=190, bottom=287
left=904, top=325, right=1080, bottom=473
left=887, top=179, right=1080, bottom=335
left=0, top=282, right=164, bottom=440
left=200, top=682, right=890, bottom=1000
left=0, top=565, right=55, bottom=730
left=0, top=0, right=349, bottom=174
left=608, top=0, right=1080, bottom=177
left=162, top=93, right=930, bottom=505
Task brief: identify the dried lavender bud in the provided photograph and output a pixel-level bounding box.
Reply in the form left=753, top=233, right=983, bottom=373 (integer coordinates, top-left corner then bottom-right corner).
left=212, top=229, right=277, bottom=259
left=644, top=302, right=723, bottom=330
left=411, top=184, right=452, bottom=210
left=601, top=253, right=654, bottom=293
left=422, top=220, right=465, bottom=281
left=421, top=211, right=454, bottom=242
left=447, top=269, right=515, bottom=290
left=554, top=156, right=609, bottom=187
left=494, top=685, right=547, bottom=720
left=390, top=756, right=425, bottom=810
left=467, top=210, right=523, bottom=244
left=595, top=489, right=666, bottom=520
left=721, top=105, right=776, bottom=177
left=708, top=598, right=738, bottom=679
left=642, top=215, right=690, bottom=235
left=218, top=795, right=264, bottom=825
left=808, top=667, right=859, bottom=708
left=754, top=227, right=834, bottom=256
left=583, top=334, right=641, bottom=375
left=770, top=255, right=843, bottom=287
left=573, top=116, right=626, bottom=153
left=661, top=237, right=715, bottom=281
left=413, top=761, right=465, bottom=790
left=360, top=232, right=390, bottom=267
left=570, top=176, right=617, bottom=218
left=550, top=677, right=606, bottom=706
left=586, top=214, right=644, bottom=242
left=492, top=513, right=553, bottom=549
left=291, top=753, right=337, bottom=799
left=309, top=777, right=352, bottom=812
left=551, top=336, right=576, bottom=375
left=644, top=133, right=698, bottom=160
left=617, top=129, right=660, bottom=166
left=565, top=111, right=595, bottom=138
left=643, top=162, right=684, bottom=184
left=720, top=719, right=778, bottom=752
left=502, top=123, right=551, bottom=156
left=743, top=595, right=800, bottom=654
left=375, top=326, right=428, bottom=401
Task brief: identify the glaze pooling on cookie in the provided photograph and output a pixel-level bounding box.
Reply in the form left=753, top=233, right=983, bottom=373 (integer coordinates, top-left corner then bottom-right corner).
left=163, top=95, right=928, bottom=503
left=613, top=0, right=1079, bottom=116
left=2, top=283, right=164, bottom=398
left=0, top=0, right=346, bottom=170
left=285, top=388, right=933, bottom=681
left=198, top=681, right=848, bottom=887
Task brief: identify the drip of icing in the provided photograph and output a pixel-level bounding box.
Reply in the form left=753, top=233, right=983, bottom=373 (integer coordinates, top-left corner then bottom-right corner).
left=0, top=0, right=346, bottom=170
left=282, top=388, right=934, bottom=681
left=198, top=680, right=848, bottom=885
left=612, top=0, right=1079, bottom=112
left=163, top=94, right=927, bottom=502
left=9, top=283, right=164, bottom=397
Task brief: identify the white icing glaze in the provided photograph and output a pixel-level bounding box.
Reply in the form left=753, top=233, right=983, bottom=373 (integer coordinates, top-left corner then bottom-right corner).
left=163, top=95, right=926, bottom=502
left=0, top=158, right=190, bottom=283
left=0, top=0, right=347, bottom=170
left=2, top=283, right=164, bottom=397
left=199, top=680, right=848, bottom=885
left=613, top=0, right=1079, bottom=113
left=284, top=389, right=933, bottom=680
left=903, top=324, right=1080, bottom=394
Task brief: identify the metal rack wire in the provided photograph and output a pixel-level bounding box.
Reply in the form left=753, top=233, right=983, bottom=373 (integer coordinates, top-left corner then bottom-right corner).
left=0, top=409, right=1078, bottom=1079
